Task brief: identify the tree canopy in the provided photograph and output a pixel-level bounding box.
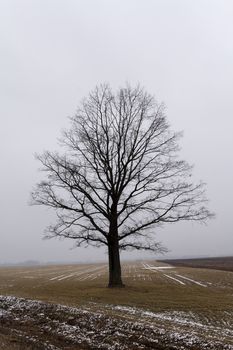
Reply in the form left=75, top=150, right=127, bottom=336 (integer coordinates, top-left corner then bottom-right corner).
left=31, top=84, right=213, bottom=287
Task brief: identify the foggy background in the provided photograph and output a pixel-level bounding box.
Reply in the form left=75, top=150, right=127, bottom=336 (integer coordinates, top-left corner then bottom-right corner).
left=0, top=0, right=232, bottom=264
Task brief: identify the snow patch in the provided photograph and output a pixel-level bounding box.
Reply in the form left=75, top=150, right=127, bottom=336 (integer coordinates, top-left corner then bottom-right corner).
left=163, top=274, right=186, bottom=285
left=175, top=274, right=207, bottom=287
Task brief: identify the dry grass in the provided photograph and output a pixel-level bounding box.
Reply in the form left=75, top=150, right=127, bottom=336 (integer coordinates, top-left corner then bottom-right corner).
left=1, top=260, right=233, bottom=349
left=0, top=261, right=233, bottom=313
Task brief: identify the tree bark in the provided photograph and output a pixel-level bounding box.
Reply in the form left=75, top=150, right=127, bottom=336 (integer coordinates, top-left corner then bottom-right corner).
left=108, top=213, right=124, bottom=288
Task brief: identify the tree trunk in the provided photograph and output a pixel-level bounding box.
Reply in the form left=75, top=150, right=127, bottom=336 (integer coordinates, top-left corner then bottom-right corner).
left=108, top=213, right=124, bottom=288
left=108, top=237, right=124, bottom=287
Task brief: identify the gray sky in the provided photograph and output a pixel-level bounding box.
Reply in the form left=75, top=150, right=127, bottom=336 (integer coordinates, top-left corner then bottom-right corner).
left=1, top=0, right=233, bottom=263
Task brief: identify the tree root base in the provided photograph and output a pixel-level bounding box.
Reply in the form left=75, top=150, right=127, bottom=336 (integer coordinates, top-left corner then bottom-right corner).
left=107, top=283, right=125, bottom=288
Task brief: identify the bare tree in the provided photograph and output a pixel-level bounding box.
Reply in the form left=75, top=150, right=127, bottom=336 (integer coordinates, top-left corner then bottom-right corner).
left=31, top=84, right=213, bottom=287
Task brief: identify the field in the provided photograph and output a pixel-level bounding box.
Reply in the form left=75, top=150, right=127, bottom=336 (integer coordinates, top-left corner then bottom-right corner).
left=1, top=259, right=233, bottom=349
left=161, top=256, right=233, bottom=272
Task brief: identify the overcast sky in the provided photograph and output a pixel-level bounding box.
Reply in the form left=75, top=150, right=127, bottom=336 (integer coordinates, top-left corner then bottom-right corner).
left=0, top=0, right=233, bottom=263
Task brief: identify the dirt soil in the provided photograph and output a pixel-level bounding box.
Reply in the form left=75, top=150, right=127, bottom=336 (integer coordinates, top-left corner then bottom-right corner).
left=1, top=295, right=233, bottom=350
left=161, top=256, right=233, bottom=272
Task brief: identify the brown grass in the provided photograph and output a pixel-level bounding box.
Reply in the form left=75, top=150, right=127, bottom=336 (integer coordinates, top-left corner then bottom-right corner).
left=0, top=261, right=233, bottom=313
left=1, top=261, right=233, bottom=349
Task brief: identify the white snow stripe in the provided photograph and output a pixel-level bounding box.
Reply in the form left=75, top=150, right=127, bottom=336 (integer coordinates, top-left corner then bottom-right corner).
left=143, top=266, right=174, bottom=270
left=49, top=265, right=107, bottom=281
left=50, top=274, right=67, bottom=281
left=57, top=273, right=76, bottom=281
left=164, top=274, right=186, bottom=285
left=175, top=274, right=207, bottom=287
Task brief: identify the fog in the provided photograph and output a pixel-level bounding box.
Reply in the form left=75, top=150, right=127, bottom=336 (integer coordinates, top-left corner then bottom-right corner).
left=1, top=0, right=233, bottom=263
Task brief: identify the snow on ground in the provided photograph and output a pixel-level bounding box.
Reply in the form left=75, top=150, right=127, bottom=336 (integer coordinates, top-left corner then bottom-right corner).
left=0, top=295, right=233, bottom=350
left=0, top=261, right=226, bottom=290
left=163, top=274, right=186, bottom=285
left=40, top=261, right=225, bottom=287
left=49, top=265, right=108, bottom=282
left=175, top=274, right=207, bottom=287
left=142, top=263, right=175, bottom=270
left=142, top=263, right=209, bottom=287
left=0, top=309, right=7, bottom=316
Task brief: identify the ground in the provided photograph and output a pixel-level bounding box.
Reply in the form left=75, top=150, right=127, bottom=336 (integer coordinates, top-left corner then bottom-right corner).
left=0, top=259, right=233, bottom=349
left=161, top=256, right=233, bottom=272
